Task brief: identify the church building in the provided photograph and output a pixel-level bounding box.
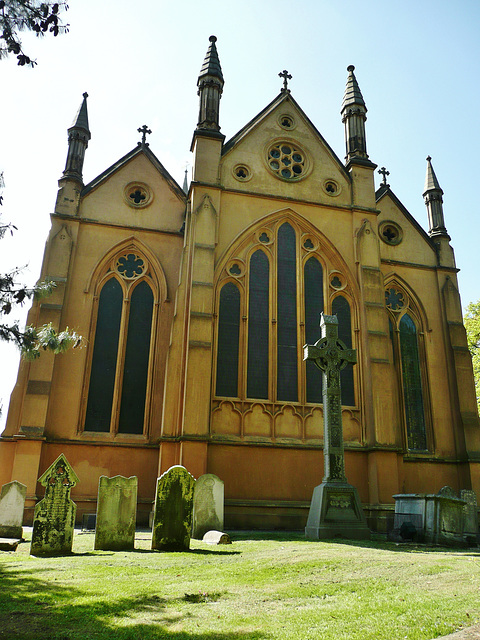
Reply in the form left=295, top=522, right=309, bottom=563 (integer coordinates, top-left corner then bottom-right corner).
left=1, top=36, right=479, bottom=530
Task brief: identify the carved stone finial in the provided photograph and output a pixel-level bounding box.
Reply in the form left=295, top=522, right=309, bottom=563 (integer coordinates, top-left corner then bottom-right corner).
left=279, top=69, right=292, bottom=92
left=378, top=166, right=390, bottom=187
left=137, top=124, right=152, bottom=146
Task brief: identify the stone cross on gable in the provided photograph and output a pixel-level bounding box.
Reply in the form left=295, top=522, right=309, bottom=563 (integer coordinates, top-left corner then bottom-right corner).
left=304, top=313, right=356, bottom=482
left=378, top=166, right=390, bottom=187
left=279, top=69, right=292, bottom=92
left=138, top=124, right=152, bottom=146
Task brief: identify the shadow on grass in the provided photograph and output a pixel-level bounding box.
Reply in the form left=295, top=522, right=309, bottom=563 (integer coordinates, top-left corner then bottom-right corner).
left=0, top=564, right=266, bottom=640
left=228, top=529, right=480, bottom=555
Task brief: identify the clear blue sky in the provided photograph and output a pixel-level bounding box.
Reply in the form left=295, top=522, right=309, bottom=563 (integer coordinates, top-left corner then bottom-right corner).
left=1, top=0, right=479, bottom=426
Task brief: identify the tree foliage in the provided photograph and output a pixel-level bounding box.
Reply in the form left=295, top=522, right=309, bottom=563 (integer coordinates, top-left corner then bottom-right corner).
left=1, top=178, right=81, bottom=360
left=0, top=1, right=68, bottom=66
left=464, top=299, right=480, bottom=415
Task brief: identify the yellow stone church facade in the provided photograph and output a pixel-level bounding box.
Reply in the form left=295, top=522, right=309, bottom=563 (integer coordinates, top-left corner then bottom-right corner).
left=1, top=37, right=479, bottom=529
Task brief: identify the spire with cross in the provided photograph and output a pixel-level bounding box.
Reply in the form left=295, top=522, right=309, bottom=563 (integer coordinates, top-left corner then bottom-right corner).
left=138, top=125, right=152, bottom=147
left=378, top=166, right=390, bottom=188
left=279, top=69, right=292, bottom=92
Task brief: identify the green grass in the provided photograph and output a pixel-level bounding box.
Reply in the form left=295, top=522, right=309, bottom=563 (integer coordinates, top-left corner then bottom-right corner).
left=1, top=529, right=479, bottom=639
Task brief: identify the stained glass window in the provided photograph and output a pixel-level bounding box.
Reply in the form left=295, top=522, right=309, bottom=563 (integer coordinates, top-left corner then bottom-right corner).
left=332, top=295, right=355, bottom=406
left=85, top=278, right=123, bottom=432
left=399, top=314, right=427, bottom=451
left=304, top=256, right=323, bottom=403
left=118, top=281, right=154, bottom=434
left=216, top=283, right=241, bottom=397
left=277, top=223, right=298, bottom=402
left=247, top=251, right=269, bottom=399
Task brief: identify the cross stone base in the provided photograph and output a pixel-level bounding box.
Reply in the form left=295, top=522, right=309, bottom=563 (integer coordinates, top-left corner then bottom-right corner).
left=305, top=481, right=371, bottom=540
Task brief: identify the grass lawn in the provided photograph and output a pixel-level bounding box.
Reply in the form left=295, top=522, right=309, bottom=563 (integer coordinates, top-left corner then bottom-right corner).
left=0, top=529, right=479, bottom=640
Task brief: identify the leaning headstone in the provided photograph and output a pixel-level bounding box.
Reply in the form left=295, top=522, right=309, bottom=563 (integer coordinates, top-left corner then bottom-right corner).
left=94, top=476, right=137, bottom=551
left=0, top=481, right=27, bottom=539
left=460, top=490, right=479, bottom=545
left=192, top=474, right=224, bottom=540
left=151, top=465, right=196, bottom=551
left=30, top=454, right=79, bottom=556
left=304, top=313, right=370, bottom=540
left=202, top=530, right=231, bottom=545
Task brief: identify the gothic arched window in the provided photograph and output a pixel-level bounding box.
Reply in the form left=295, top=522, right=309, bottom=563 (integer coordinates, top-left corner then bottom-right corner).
left=84, top=251, right=157, bottom=435
left=387, top=285, right=429, bottom=451
left=214, top=218, right=357, bottom=410
left=216, top=282, right=241, bottom=398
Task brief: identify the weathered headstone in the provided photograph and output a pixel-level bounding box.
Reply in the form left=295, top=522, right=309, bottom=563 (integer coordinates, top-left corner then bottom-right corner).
left=30, top=454, right=79, bottom=556
left=192, top=474, right=224, bottom=540
left=460, top=489, right=479, bottom=545
left=94, top=475, right=137, bottom=551
left=0, top=481, right=27, bottom=539
left=151, top=465, right=196, bottom=551
left=304, top=313, right=370, bottom=540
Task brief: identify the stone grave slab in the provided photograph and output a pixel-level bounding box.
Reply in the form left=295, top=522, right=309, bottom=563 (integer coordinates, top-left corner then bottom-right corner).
left=304, top=313, right=370, bottom=540
left=95, top=475, right=137, bottom=551
left=192, top=474, right=224, bottom=540
left=0, top=480, right=27, bottom=539
left=30, top=454, right=79, bottom=556
left=394, top=488, right=468, bottom=547
left=0, top=538, right=21, bottom=552
left=202, top=530, right=231, bottom=545
left=151, top=465, right=196, bottom=551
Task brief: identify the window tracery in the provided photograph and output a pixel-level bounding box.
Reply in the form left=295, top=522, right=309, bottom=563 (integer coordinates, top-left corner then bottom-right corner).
left=82, top=248, right=158, bottom=437
left=213, top=218, right=358, bottom=436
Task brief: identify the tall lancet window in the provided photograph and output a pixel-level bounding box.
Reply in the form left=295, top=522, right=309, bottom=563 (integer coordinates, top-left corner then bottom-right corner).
left=84, top=252, right=156, bottom=435
left=386, top=286, right=429, bottom=451
left=214, top=218, right=358, bottom=413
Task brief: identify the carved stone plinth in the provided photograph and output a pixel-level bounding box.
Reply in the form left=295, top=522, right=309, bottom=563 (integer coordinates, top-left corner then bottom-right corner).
left=305, top=481, right=370, bottom=540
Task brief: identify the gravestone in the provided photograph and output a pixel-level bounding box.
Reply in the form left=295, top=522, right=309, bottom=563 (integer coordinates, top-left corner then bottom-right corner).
left=151, top=465, right=196, bottom=551
left=0, top=481, right=27, bottom=538
left=192, top=474, right=224, bottom=540
left=460, top=489, right=479, bottom=545
left=304, top=313, right=370, bottom=540
left=94, top=475, right=137, bottom=551
left=30, top=454, right=79, bottom=556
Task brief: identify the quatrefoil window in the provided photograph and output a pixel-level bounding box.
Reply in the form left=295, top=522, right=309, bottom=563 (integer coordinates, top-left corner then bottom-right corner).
left=116, top=254, right=146, bottom=279
left=124, top=182, right=152, bottom=208
left=385, top=288, right=405, bottom=311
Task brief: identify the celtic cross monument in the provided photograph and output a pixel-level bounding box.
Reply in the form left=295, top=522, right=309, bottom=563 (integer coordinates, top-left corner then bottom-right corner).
left=304, top=313, right=370, bottom=540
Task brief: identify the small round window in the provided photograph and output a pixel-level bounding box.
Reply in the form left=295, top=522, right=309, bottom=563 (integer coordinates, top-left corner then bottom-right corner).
left=233, top=164, right=251, bottom=182
left=267, top=141, right=307, bottom=181
left=379, top=221, right=403, bottom=246
left=124, top=182, right=152, bottom=209
left=278, top=114, right=295, bottom=130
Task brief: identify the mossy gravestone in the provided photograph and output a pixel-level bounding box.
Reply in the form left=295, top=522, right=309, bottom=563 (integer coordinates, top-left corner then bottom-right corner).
left=152, top=465, right=195, bottom=551
left=192, top=473, right=224, bottom=540
left=30, top=454, right=79, bottom=556
left=0, top=480, right=27, bottom=539
left=94, top=475, right=137, bottom=551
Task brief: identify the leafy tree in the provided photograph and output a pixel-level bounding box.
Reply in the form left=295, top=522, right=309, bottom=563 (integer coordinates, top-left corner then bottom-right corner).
left=464, top=299, right=480, bottom=415
left=1, top=175, right=81, bottom=360
left=0, top=1, right=69, bottom=66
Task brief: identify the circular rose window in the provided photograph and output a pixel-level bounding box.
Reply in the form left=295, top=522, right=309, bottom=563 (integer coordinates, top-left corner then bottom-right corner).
left=267, top=141, right=307, bottom=181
